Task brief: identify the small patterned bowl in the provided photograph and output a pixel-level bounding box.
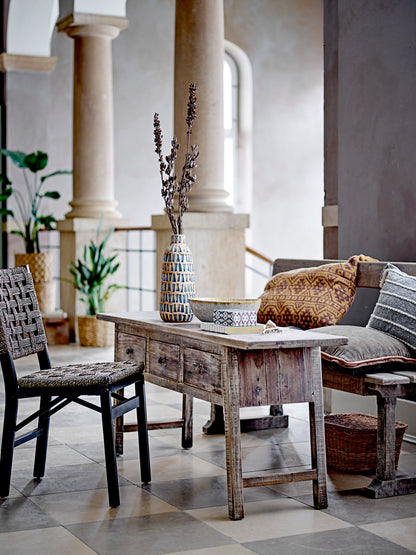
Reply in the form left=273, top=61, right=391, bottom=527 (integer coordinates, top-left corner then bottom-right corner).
left=189, top=298, right=261, bottom=322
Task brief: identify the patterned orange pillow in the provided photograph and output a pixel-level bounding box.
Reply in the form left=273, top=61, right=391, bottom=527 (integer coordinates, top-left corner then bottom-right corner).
left=258, top=258, right=362, bottom=330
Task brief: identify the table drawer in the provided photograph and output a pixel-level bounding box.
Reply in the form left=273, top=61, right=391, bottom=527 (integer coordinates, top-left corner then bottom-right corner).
left=149, top=340, right=180, bottom=381
left=116, top=333, right=146, bottom=363
left=183, top=348, right=222, bottom=394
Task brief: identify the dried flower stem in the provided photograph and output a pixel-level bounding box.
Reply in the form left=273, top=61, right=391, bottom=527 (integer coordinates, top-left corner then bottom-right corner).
left=154, top=83, right=199, bottom=235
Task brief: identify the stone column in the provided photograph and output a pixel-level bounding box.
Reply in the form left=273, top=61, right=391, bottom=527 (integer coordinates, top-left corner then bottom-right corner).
left=153, top=0, right=249, bottom=302
left=174, top=0, right=230, bottom=212
left=56, top=14, right=129, bottom=338
left=58, top=15, right=127, bottom=219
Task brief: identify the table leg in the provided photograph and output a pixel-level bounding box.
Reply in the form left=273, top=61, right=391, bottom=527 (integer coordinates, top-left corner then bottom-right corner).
left=181, top=394, right=193, bottom=449
left=309, top=347, right=328, bottom=509
left=222, top=348, right=244, bottom=520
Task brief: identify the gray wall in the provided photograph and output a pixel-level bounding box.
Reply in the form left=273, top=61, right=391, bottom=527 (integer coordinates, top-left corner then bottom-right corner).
left=330, top=0, right=416, bottom=262
left=324, top=0, right=416, bottom=438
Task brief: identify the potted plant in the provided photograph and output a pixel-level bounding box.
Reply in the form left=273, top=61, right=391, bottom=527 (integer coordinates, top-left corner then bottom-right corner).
left=68, top=222, right=124, bottom=346
left=0, top=149, right=71, bottom=311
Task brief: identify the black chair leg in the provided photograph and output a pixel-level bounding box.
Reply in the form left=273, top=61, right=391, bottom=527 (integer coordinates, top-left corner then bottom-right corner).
left=0, top=395, right=18, bottom=497
left=100, top=389, right=120, bottom=508
left=135, top=379, right=151, bottom=484
left=33, top=394, right=51, bottom=479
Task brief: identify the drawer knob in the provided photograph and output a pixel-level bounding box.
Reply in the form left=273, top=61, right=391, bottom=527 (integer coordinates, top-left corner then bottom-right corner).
left=158, top=355, right=167, bottom=365
left=195, top=363, right=206, bottom=374
left=126, top=347, right=134, bottom=355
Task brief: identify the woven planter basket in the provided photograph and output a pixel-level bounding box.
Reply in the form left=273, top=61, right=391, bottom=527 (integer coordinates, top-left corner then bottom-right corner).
left=77, top=315, right=114, bottom=347
left=15, top=252, right=53, bottom=283
left=15, top=253, right=55, bottom=312
left=325, top=413, right=407, bottom=473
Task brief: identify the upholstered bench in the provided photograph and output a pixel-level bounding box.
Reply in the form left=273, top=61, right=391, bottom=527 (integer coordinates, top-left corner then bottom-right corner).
left=262, top=258, right=416, bottom=498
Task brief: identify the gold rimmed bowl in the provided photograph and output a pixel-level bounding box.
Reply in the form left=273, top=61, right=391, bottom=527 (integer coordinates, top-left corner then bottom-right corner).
left=189, top=298, right=261, bottom=322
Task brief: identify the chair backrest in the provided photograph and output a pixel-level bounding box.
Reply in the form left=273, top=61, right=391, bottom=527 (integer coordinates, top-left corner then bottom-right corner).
left=0, top=266, right=48, bottom=360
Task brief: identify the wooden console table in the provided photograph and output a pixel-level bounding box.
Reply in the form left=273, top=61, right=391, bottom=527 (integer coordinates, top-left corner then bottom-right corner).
left=98, top=311, right=347, bottom=520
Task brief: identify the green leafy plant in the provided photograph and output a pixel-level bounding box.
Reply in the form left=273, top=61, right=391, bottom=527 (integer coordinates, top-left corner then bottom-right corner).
left=0, top=149, right=71, bottom=253
left=69, top=223, right=123, bottom=316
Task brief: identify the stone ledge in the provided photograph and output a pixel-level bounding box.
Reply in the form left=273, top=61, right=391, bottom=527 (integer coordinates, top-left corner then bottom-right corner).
left=0, top=53, right=57, bottom=73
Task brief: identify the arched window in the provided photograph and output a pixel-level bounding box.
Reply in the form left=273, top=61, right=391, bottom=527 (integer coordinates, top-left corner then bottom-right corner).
left=223, top=41, right=253, bottom=214
left=223, top=51, right=238, bottom=207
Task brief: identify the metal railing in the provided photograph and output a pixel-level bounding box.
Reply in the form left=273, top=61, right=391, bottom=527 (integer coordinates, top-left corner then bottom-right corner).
left=114, top=227, right=157, bottom=312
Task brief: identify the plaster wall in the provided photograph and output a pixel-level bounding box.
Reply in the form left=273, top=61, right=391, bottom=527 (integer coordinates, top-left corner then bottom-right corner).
left=5, top=0, right=324, bottom=283
left=325, top=0, right=416, bottom=437
left=336, top=0, right=416, bottom=262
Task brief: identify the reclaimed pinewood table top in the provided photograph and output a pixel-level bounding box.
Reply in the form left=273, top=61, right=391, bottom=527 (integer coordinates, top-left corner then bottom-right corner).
left=99, top=311, right=348, bottom=350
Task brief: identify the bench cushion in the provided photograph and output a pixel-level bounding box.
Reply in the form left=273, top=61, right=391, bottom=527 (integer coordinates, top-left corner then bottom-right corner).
left=313, top=325, right=416, bottom=376
left=367, top=263, right=416, bottom=351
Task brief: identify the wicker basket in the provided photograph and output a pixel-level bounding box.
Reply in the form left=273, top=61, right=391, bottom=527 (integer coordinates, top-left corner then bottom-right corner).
left=325, top=413, right=407, bottom=473
left=77, top=316, right=114, bottom=347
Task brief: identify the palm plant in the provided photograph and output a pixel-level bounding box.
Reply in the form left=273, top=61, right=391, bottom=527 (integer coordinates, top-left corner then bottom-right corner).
left=0, top=149, right=71, bottom=253
left=69, top=224, right=123, bottom=316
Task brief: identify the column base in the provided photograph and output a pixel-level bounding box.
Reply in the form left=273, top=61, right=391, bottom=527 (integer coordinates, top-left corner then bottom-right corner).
left=65, top=200, right=123, bottom=220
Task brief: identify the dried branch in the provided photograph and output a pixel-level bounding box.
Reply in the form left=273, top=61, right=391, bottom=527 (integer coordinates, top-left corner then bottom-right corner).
left=153, top=83, right=198, bottom=235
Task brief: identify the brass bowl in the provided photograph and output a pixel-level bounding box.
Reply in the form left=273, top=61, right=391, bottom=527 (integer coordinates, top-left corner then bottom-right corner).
left=189, top=298, right=261, bottom=322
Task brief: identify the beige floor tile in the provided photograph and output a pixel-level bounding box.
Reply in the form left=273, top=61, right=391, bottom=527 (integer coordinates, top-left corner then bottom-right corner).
left=360, top=517, right=416, bottom=552
left=49, top=424, right=103, bottom=444
left=0, top=526, right=95, bottom=554
left=117, top=453, right=225, bottom=484
left=30, top=484, right=178, bottom=525
left=187, top=498, right=353, bottom=543
left=147, top=403, right=183, bottom=422
left=11, top=444, right=94, bottom=471
left=168, top=546, right=255, bottom=555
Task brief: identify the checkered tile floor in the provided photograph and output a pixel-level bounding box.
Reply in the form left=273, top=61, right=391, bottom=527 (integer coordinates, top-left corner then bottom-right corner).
left=1, top=344, right=415, bottom=554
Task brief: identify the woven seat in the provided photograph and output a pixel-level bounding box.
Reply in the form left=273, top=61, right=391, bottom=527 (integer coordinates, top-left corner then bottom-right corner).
left=18, top=361, right=143, bottom=390
left=0, top=266, right=151, bottom=508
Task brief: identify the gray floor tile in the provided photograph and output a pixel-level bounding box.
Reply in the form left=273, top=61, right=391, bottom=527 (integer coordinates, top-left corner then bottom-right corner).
left=143, top=475, right=283, bottom=510
left=0, top=497, right=58, bottom=532
left=243, top=526, right=414, bottom=554
left=67, top=511, right=236, bottom=555
left=11, top=463, right=132, bottom=497
left=296, top=489, right=416, bottom=526
left=196, top=441, right=311, bottom=472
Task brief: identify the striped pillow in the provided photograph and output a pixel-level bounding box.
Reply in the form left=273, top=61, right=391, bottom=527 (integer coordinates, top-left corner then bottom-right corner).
left=367, top=263, right=416, bottom=350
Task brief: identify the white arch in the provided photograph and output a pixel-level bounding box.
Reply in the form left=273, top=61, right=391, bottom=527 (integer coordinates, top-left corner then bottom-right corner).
left=7, top=0, right=59, bottom=57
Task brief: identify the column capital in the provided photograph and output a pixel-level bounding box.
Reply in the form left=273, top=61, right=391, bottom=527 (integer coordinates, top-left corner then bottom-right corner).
left=57, top=12, right=128, bottom=37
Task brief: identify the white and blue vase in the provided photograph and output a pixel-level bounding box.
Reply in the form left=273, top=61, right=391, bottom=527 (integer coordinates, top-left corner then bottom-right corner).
left=160, top=234, right=195, bottom=322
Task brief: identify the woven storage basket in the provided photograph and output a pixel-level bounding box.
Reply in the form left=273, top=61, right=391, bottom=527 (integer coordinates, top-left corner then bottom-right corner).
left=325, top=414, right=407, bottom=473
left=77, top=316, right=114, bottom=347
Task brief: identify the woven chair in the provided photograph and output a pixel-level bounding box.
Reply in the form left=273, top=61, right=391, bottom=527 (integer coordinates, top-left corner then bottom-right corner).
left=0, top=265, right=150, bottom=507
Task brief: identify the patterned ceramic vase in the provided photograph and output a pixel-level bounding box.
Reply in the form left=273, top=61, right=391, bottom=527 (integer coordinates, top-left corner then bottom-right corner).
left=160, top=234, right=195, bottom=322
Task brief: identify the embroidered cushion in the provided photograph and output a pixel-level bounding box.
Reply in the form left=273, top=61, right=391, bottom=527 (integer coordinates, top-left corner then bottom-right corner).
left=367, top=264, right=416, bottom=351
left=313, top=325, right=416, bottom=376
left=258, top=258, right=360, bottom=330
